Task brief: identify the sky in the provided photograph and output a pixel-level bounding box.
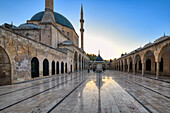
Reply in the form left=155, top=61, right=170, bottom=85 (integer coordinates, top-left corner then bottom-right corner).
left=0, top=0, right=170, bottom=60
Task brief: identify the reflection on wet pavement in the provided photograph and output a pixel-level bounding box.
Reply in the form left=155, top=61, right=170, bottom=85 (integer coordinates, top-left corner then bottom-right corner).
left=0, top=70, right=169, bottom=113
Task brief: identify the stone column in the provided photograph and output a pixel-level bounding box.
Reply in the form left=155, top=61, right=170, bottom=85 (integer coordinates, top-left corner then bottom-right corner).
left=133, top=63, right=136, bottom=74
left=49, top=61, right=52, bottom=76
left=137, top=62, right=139, bottom=73
left=80, top=59, right=82, bottom=71
left=118, top=63, right=119, bottom=71
left=123, top=64, right=125, bottom=72
left=142, top=62, right=145, bottom=76
left=59, top=62, right=61, bottom=74
left=128, top=62, right=130, bottom=73
left=156, top=61, right=159, bottom=79
left=77, top=60, right=79, bottom=71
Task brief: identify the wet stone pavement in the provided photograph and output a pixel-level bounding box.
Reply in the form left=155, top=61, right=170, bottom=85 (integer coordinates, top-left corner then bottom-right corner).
left=0, top=71, right=169, bottom=113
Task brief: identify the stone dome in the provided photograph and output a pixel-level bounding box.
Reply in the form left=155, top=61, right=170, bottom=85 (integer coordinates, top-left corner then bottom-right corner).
left=143, top=42, right=153, bottom=48
left=30, top=11, right=74, bottom=30
left=62, top=40, right=74, bottom=45
left=96, top=55, right=103, bottom=61
left=18, top=23, right=40, bottom=29
left=154, top=36, right=170, bottom=43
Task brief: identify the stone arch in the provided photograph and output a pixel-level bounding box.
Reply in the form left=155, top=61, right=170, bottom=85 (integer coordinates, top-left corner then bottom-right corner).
left=0, top=46, right=11, bottom=85
left=74, top=51, right=78, bottom=71
left=160, top=58, right=163, bottom=72
left=135, top=54, right=142, bottom=73
left=158, top=43, right=170, bottom=76
left=124, top=59, right=128, bottom=71
left=70, top=64, right=72, bottom=73
left=84, top=59, right=85, bottom=70
left=52, top=61, right=55, bottom=75
left=82, top=57, right=84, bottom=70
left=121, top=60, right=123, bottom=71
left=119, top=60, right=121, bottom=70
left=129, top=57, right=133, bottom=72
left=43, top=59, right=49, bottom=76
left=116, top=62, right=118, bottom=70
left=56, top=61, right=59, bottom=74
left=65, top=63, right=67, bottom=73
left=146, top=59, right=151, bottom=71
left=61, top=61, right=64, bottom=74
left=31, top=57, right=39, bottom=78
left=143, top=50, right=155, bottom=74
left=79, top=54, right=81, bottom=70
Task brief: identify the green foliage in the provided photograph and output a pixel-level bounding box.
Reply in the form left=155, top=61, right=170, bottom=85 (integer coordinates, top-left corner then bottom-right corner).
left=87, top=53, right=97, bottom=61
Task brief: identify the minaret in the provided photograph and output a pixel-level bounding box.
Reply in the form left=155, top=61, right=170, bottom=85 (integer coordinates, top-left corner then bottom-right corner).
left=41, top=0, right=55, bottom=23
left=80, top=4, right=84, bottom=50
left=40, top=0, right=56, bottom=47
left=45, top=0, right=54, bottom=11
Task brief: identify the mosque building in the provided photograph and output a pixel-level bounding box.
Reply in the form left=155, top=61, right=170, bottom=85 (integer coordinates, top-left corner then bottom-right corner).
left=0, top=0, right=89, bottom=86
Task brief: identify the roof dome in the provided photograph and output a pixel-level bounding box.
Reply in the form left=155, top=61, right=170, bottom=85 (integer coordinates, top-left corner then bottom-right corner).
left=143, top=42, right=153, bottom=48
left=17, top=23, right=40, bottom=29
left=96, top=55, right=103, bottom=61
left=62, top=40, right=74, bottom=45
left=154, top=36, right=170, bottom=43
left=30, top=11, right=74, bottom=30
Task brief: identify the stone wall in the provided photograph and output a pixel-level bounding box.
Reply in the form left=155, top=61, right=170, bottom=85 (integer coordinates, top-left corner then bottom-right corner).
left=0, top=26, right=68, bottom=84
left=13, top=29, right=41, bottom=42
left=0, top=26, right=89, bottom=85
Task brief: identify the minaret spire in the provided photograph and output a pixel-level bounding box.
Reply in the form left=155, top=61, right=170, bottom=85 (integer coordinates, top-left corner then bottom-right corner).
left=80, top=4, right=84, bottom=50
left=98, top=50, right=100, bottom=55
left=81, top=4, right=83, bottom=19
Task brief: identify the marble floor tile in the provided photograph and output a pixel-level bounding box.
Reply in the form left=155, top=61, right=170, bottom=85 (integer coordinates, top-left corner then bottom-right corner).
left=0, top=70, right=169, bottom=113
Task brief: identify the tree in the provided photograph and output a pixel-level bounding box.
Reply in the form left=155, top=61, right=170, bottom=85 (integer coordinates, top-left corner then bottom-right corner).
left=87, top=53, right=97, bottom=61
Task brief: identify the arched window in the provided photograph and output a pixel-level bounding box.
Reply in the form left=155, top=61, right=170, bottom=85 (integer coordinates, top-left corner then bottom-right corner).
left=31, top=57, right=39, bottom=78
left=67, top=32, right=70, bottom=38
left=70, top=65, right=72, bottom=73
left=56, top=61, right=59, bottom=74
left=61, top=62, right=64, bottom=74
left=160, top=58, right=163, bottom=72
left=146, top=59, right=151, bottom=71
left=43, top=59, right=49, bottom=76
left=0, top=46, right=11, bottom=85
left=65, top=63, right=67, bottom=73
left=130, top=62, right=132, bottom=70
left=74, top=52, right=77, bottom=71
left=79, top=54, right=81, bottom=70
left=139, top=60, right=142, bottom=70
left=121, top=62, right=123, bottom=71
left=158, top=44, right=170, bottom=76
left=52, top=61, right=55, bottom=75
left=135, top=63, right=137, bottom=71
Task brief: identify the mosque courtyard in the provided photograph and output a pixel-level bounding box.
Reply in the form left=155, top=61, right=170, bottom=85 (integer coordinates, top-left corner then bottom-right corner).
left=0, top=70, right=169, bottom=113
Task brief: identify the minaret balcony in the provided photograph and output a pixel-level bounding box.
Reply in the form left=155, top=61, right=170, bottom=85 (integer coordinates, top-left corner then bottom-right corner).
left=80, top=19, right=84, bottom=23
left=80, top=28, right=84, bottom=32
